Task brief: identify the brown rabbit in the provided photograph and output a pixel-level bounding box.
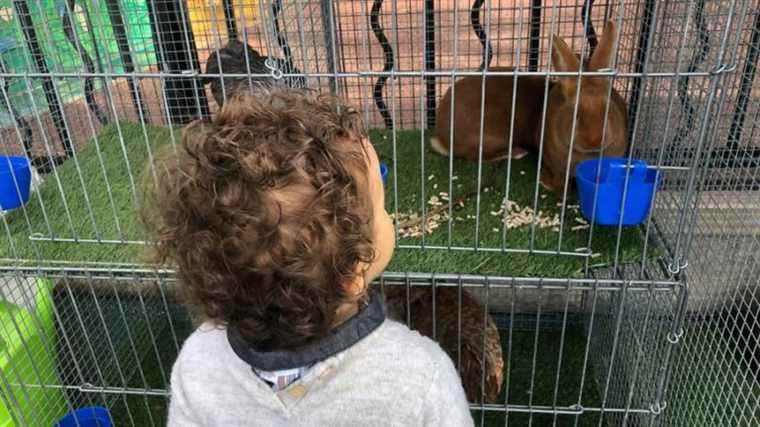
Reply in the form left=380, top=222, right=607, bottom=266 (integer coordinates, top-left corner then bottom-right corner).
left=385, top=286, right=504, bottom=404
left=431, top=67, right=551, bottom=163
left=540, top=20, right=628, bottom=192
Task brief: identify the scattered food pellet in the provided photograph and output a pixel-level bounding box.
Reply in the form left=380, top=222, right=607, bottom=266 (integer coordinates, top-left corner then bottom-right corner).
left=497, top=198, right=560, bottom=230
left=591, top=253, right=602, bottom=258
left=572, top=225, right=590, bottom=231
left=452, top=176, right=459, bottom=181
left=428, top=174, right=435, bottom=181
left=484, top=187, right=490, bottom=193
left=492, top=228, right=500, bottom=232
left=541, top=194, right=547, bottom=199
left=520, top=170, right=526, bottom=175
left=574, top=247, right=589, bottom=252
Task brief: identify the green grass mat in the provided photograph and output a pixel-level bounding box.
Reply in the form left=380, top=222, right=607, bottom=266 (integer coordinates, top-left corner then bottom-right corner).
left=374, top=130, right=652, bottom=277
left=1, top=123, right=162, bottom=263
left=2, top=124, right=654, bottom=277
left=474, top=327, right=602, bottom=426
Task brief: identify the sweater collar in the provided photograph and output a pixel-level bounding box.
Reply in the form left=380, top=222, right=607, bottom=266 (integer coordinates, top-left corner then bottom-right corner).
left=227, top=292, right=386, bottom=371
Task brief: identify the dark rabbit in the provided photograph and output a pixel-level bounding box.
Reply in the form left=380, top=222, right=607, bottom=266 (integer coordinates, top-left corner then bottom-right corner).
left=203, top=39, right=306, bottom=107
left=385, top=286, right=504, bottom=403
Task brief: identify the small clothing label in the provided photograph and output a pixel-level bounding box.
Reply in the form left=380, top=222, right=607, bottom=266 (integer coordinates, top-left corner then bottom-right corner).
left=255, top=366, right=311, bottom=391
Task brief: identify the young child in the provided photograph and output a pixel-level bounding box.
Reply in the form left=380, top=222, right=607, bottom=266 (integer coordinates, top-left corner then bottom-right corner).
left=143, top=89, right=473, bottom=426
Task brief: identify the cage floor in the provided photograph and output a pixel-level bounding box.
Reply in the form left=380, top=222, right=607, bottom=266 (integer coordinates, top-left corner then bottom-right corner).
left=2, top=124, right=655, bottom=278
left=374, top=129, right=653, bottom=277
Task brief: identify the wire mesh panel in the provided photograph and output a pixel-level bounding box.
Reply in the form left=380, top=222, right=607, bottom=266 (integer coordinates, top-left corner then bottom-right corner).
left=0, top=0, right=746, bottom=264
left=0, top=0, right=757, bottom=426
left=660, top=6, right=760, bottom=423
left=0, top=268, right=686, bottom=425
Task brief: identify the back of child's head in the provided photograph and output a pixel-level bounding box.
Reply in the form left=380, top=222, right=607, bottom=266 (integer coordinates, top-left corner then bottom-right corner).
left=143, top=89, right=377, bottom=351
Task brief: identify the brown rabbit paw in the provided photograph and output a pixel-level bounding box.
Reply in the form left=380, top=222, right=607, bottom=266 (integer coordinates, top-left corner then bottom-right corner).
left=511, top=146, right=529, bottom=160
left=539, top=170, right=558, bottom=191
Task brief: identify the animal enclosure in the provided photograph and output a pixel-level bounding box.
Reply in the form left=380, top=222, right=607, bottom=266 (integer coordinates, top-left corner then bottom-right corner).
left=0, top=0, right=758, bottom=425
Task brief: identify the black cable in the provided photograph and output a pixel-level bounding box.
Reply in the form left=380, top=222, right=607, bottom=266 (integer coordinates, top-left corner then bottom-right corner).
left=424, top=0, right=436, bottom=129
left=13, top=0, right=73, bottom=158
left=270, top=0, right=307, bottom=89
left=61, top=0, right=109, bottom=125
left=0, top=55, right=33, bottom=161
left=581, top=0, right=598, bottom=57
left=626, top=0, right=655, bottom=150
left=673, top=0, right=710, bottom=148
left=726, top=8, right=759, bottom=153
left=104, top=0, right=151, bottom=123
left=370, top=0, right=394, bottom=129
left=271, top=0, right=295, bottom=76
left=528, top=0, right=541, bottom=71
left=470, top=0, right=493, bottom=71
left=223, top=0, right=238, bottom=40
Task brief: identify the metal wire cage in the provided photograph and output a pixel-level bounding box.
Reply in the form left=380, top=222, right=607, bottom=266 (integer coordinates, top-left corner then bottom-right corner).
left=0, top=0, right=757, bottom=425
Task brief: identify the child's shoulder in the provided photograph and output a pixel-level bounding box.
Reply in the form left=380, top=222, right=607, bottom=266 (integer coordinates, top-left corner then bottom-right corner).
left=182, top=321, right=228, bottom=349
left=174, top=322, right=241, bottom=370
left=358, top=320, right=455, bottom=370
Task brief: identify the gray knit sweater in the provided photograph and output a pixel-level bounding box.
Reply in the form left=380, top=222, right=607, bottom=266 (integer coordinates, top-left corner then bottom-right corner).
left=168, top=320, right=473, bottom=426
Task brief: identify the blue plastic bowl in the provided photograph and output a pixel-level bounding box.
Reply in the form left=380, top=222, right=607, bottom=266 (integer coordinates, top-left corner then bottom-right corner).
left=380, top=162, right=388, bottom=186
left=0, top=156, right=31, bottom=211
left=575, top=157, right=660, bottom=226
left=54, top=407, right=112, bottom=427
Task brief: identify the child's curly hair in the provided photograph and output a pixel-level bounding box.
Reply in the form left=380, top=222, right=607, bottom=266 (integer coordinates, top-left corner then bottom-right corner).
left=142, top=89, right=376, bottom=351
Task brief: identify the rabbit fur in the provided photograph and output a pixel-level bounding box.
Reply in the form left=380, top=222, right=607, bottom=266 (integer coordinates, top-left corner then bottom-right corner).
left=432, top=20, right=628, bottom=193
left=203, top=39, right=306, bottom=107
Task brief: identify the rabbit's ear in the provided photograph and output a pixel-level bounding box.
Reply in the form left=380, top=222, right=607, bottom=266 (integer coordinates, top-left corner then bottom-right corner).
left=588, top=20, right=619, bottom=70
left=551, top=35, right=580, bottom=73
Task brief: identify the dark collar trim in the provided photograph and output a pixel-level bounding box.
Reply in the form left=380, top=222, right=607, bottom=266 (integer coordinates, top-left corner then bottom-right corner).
left=227, top=292, right=386, bottom=371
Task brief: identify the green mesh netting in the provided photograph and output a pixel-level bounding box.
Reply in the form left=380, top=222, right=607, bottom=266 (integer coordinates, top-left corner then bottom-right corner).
left=0, top=0, right=155, bottom=124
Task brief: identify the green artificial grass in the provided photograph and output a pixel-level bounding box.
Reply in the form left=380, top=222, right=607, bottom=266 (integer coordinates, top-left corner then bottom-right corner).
left=2, top=123, right=654, bottom=278
left=1, top=123, right=165, bottom=263
left=474, top=327, right=603, bottom=427
left=373, top=129, right=653, bottom=277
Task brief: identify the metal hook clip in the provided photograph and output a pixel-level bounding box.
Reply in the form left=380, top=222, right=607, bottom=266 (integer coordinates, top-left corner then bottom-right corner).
left=667, top=257, right=688, bottom=275
left=649, top=400, right=667, bottom=415
left=667, top=260, right=680, bottom=275
left=667, top=328, right=684, bottom=344
left=710, top=63, right=727, bottom=75
left=264, top=58, right=283, bottom=80
left=596, top=67, right=618, bottom=77
left=710, top=62, right=738, bottom=75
